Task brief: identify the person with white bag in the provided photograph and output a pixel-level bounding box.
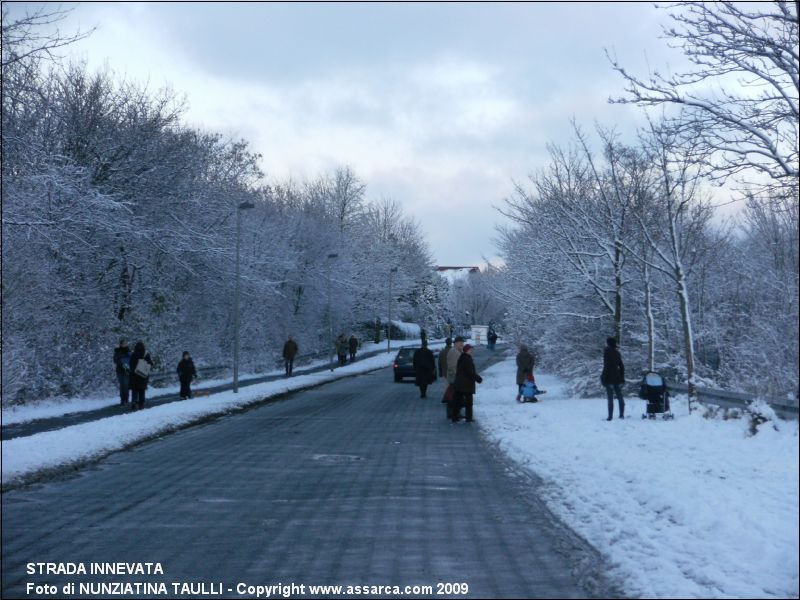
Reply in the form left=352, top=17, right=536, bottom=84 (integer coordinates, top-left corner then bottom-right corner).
left=129, top=340, right=153, bottom=411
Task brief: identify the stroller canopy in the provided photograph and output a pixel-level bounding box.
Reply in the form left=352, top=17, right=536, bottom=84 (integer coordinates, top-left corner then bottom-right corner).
left=644, top=372, right=665, bottom=387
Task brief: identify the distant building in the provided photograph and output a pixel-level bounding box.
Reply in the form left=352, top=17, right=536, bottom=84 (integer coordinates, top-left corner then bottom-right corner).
left=471, top=325, right=489, bottom=344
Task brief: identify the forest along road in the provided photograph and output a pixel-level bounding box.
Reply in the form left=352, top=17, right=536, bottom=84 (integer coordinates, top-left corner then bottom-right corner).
left=2, top=348, right=615, bottom=599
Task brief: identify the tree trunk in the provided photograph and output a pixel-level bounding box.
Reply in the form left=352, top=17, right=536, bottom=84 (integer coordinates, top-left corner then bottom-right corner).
left=676, top=267, right=696, bottom=411
left=644, top=261, right=655, bottom=371
left=614, top=239, right=623, bottom=343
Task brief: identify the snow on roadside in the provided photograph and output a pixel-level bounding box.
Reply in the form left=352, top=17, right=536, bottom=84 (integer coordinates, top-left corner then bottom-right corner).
left=2, top=349, right=424, bottom=485
left=1, top=339, right=430, bottom=426
left=477, top=358, right=799, bottom=599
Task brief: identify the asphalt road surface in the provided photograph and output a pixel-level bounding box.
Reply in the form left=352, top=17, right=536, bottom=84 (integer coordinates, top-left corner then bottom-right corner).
left=2, top=350, right=617, bottom=599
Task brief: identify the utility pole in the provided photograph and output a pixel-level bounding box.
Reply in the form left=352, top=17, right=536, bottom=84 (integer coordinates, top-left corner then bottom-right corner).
left=327, top=253, right=338, bottom=371
left=233, top=200, right=255, bottom=393
left=387, top=267, right=398, bottom=353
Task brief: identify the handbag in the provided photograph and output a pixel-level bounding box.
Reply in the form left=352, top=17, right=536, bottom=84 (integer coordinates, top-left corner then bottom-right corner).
left=443, top=384, right=454, bottom=404
left=134, top=358, right=152, bottom=378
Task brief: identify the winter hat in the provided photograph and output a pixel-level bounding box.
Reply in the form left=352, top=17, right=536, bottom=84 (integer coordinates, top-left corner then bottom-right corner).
left=463, top=344, right=474, bottom=353
left=607, top=337, right=617, bottom=349
left=454, top=336, right=465, bottom=343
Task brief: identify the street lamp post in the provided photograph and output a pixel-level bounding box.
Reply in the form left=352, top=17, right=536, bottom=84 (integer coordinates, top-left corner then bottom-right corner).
left=233, top=200, right=255, bottom=393
left=387, top=267, right=398, bottom=353
left=327, top=253, right=338, bottom=371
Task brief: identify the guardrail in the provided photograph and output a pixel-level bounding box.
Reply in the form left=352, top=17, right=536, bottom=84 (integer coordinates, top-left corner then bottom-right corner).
left=148, top=365, right=229, bottom=386
left=666, top=382, right=799, bottom=420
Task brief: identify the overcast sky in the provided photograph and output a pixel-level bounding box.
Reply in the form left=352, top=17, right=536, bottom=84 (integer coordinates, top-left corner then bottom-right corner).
left=9, top=2, right=690, bottom=267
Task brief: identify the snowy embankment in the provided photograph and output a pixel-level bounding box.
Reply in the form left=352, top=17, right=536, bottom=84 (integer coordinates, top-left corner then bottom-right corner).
left=2, top=344, right=435, bottom=486
left=478, top=358, right=799, bottom=599
left=2, top=338, right=427, bottom=426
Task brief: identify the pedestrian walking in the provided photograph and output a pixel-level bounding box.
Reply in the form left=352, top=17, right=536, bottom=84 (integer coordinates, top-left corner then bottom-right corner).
left=113, top=339, right=132, bottom=405
left=176, top=351, right=197, bottom=399
left=348, top=334, right=359, bottom=362
left=453, top=344, right=483, bottom=423
left=601, top=337, right=625, bottom=420
left=129, top=341, right=153, bottom=411
left=336, top=334, right=348, bottom=366
left=283, top=335, right=298, bottom=376
left=446, top=336, right=465, bottom=419
left=413, top=342, right=436, bottom=398
left=515, top=345, right=535, bottom=402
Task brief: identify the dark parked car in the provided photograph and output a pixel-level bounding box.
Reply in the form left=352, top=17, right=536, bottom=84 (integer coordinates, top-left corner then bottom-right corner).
left=393, top=347, right=419, bottom=382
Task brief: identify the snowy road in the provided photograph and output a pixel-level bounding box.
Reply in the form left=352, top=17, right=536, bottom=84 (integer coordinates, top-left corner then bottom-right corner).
left=1, top=349, right=616, bottom=599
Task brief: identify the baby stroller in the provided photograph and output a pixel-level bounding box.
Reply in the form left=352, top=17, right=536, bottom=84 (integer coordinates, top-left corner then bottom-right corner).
left=519, top=374, right=547, bottom=403
left=639, top=372, right=674, bottom=420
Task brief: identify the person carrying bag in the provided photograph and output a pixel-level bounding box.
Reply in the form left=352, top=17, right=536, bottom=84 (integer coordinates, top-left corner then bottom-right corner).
left=129, top=341, right=154, bottom=411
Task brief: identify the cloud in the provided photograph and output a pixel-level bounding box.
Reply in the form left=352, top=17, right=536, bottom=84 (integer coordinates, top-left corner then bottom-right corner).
left=37, top=2, right=679, bottom=267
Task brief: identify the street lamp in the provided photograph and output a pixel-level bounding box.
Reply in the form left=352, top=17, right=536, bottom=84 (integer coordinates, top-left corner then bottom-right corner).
left=387, top=267, right=398, bottom=353
left=233, top=200, right=255, bottom=393
left=327, top=253, right=338, bottom=371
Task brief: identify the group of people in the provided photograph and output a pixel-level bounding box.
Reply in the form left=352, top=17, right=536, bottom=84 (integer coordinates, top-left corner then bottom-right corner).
left=282, top=334, right=361, bottom=376
left=514, top=336, right=626, bottom=420
left=113, top=339, right=197, bottom=411
left=410, top=334, right=626, bottom=424
left=411, top=336, right=483, bottom=423
left=336, top=334, right=360, bottom=366
left=114, top=332, right=626, bottom=421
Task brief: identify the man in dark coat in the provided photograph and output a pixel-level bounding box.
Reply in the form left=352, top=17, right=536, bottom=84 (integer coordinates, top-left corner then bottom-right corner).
left=113, top=339, right=131, bottom=405
left=129, top=341, right=153, bottom=411
left=283, top=335, right=299, bottom=376
left=413, top=342, right=436, bottom=398
left=336, top=334, right=348, bottom=366
left=176, top=351, right=197, bottom=399
left=601, top=337, right=625, bottom=420
left=453, top=344, right=483, bottom=423
left=488, top=329, right=498, bottom=350
left=348, top=335, right=359, bottom=362
left=515, top=345, right=535, bottom=402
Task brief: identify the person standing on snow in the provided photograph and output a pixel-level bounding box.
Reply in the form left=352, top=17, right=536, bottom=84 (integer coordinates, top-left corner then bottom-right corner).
left=601, top=337, right=625, bottom=420
left=515, top=344, right=535, bottom=402
left=283, top=335, right=299, bottom=376
left=336, top=334, right=348, bottom=366
left=176, top=351, right=198, bottom=399
left=129, top=341, right=154, bottom=411
left=348, top=334, right=359, bottom=362
left=113, top=339, right=132, bottom=406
